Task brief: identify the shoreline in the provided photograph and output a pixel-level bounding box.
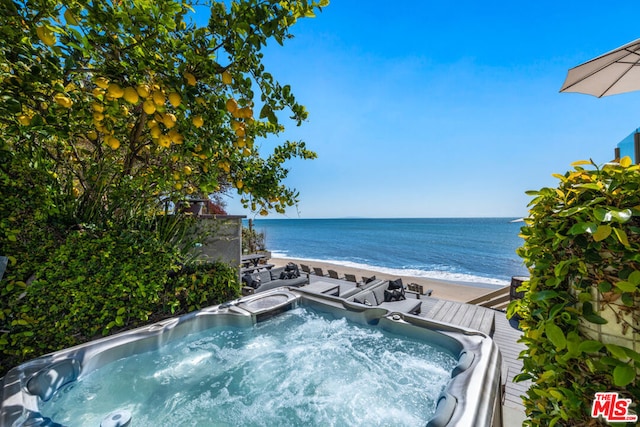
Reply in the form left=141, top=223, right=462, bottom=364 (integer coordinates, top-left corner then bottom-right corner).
left=270, top=257, right=503, bottom=303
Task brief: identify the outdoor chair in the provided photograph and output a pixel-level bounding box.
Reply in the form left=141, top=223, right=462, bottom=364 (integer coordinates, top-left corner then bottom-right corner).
left=300, top=264, right=311, bottom=274
left=344, top=273, right=358, bottom=283
left=327, top=269, right=342, bottom=280
left=313, top=267, right=326, bottom=276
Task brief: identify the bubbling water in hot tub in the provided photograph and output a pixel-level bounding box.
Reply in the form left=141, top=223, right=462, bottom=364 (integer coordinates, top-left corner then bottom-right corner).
left=40, top=307, right=457, bottom=426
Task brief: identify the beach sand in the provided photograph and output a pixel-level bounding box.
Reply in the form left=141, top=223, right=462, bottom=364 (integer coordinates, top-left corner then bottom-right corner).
left=271, top=257, right=497, bottom=303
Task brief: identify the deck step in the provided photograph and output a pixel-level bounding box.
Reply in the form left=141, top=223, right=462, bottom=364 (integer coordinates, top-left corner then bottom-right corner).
left=424, top=299, right=495, bottom=336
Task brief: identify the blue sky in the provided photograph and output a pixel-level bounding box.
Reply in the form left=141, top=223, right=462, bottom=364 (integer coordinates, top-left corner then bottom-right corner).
left=221, top=0, right=640, bottom=219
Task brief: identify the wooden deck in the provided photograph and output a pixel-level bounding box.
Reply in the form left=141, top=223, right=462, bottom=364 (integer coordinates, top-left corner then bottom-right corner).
left=416, top=298, right=528, bottom=425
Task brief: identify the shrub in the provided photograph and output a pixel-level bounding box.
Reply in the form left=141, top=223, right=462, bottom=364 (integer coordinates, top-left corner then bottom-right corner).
left=0, top=227, right=240, bottom=377
left=509, top=158, right=640, bottom=426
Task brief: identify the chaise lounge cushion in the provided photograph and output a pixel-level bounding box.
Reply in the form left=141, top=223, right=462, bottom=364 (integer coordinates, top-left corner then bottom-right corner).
left=347, top=281, right=421, bottom=314
left=252, top=264, right=308, bottom=293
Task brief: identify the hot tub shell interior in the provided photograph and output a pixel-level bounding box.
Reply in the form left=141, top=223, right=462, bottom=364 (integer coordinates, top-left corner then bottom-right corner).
left=0, top=288, right=503, bottom=427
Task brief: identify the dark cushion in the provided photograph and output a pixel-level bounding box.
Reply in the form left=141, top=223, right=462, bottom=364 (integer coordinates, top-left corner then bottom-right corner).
left=388, top=278, right=403, bottom=290
left=365, top=276, right=377, bottom=284
left=384, top=289, right=405, bottom=302
left=279, top=270, right=297, bottom=280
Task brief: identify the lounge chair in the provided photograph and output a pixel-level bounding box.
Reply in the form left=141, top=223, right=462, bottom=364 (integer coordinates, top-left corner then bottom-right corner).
left=345, top=280, right=422, bottom=315
left=327, top=269, right=342, bottom=280
left=313, top=267, right=326, bottom=276
left=344, top=273, right=358, bottom=283
left=300, top=264, right=311, bottom=274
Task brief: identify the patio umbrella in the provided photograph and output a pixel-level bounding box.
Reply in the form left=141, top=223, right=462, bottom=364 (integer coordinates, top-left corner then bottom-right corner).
left=560, top=38, right=640, bottom=97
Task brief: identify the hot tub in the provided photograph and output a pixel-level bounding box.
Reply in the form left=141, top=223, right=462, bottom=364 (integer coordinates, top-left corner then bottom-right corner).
left=0, top=289, right=502, bottom=426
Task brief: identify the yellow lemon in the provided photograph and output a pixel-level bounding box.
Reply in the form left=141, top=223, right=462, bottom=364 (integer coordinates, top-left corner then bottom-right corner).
left=236, top=180, right=243, bottom=189
left=92, top=102, right=104, bottom=112
left=17, top=114, right=31, bottom=126
left=192, top=115, right=204, bottom=128
left=238, top=106, right=253, bottom=119
left=174, top=182, right=183, bottom=190
left=168, top=92, right=181, bottom=108
left=162, top=113, right=177, bottom=129
left=95, top=77, right=109, bottom=89
left=36, top=25, right=56, bottom=46
left=185, top=186, right=194, bottom=195
left=172, top=172, right=181, bottom=181
left=183, top=166, right=192, bottom=175
left=92, top=87, right=105, bottom=99
left=168, top=129, right=183, bottom=144
left=147, top=118, right=158, bottom=128
left=225, top=98, right=238, bottom=113
left=105, top=136, right=120, bottom=150
left=136, top=84, right=150, bottom=98
left=54, top=93, right=73, bottom=108
left=184, top=72, right=197, bottom=86
left=242, top=147, right=252, bottom=156
left=72, top=187, right=80, bottom=197
left=221, top=70, right=233, bottom=85
left=87, top=130, right=98, bottom=140
left=123, top=87, right=139, bottom=104
left=235, top=126, right=245, bottom=137
left=158, top=134, right=171, bottom=148
left=152, top=90, right=165, bottom=106
left=259, top=208, right=268, bottom=216
left=107, top=83, right=124, bottom=98
left=142, top=99, right=156, bottom=115
left=236, top=137, right=246, bottom=148
left=149, top=126, right=162, bottom=139
left=92, top=112, right=104, bottom=122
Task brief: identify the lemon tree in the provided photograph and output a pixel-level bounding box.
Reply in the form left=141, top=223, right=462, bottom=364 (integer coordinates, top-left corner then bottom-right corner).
left=0, top=0, right=326, bottom=224
left=0, top=0, right=328, bottom=377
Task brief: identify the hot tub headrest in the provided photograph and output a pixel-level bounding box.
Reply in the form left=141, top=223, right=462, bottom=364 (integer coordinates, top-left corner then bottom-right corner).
left=27, top=359, right=81, bottom=402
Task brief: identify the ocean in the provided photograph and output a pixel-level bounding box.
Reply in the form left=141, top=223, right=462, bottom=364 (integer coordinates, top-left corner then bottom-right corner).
left=249, top=218, right=529, bottom=288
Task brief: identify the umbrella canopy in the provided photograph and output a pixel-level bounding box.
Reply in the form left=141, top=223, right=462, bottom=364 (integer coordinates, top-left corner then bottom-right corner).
left=560, top=38, right=640, bottom=97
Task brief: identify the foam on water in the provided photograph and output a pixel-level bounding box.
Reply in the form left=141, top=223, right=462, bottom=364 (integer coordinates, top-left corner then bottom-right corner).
left=40, top=307, right=457, bottom=426
left=275, top=255, right=509, bottom=288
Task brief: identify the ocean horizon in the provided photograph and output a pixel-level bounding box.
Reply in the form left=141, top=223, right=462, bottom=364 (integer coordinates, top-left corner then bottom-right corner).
left=249, top=217, right=529, bottom=288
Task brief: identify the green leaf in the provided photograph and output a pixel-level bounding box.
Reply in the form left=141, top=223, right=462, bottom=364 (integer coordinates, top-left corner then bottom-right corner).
left=545, top=322, right=566, bottom=350
left=614, top=280, right=637, bottom=293
left=628, top=271, right=640, bottom=285
left=613, top=365, right=635, bottom=387
left=576, top=183, right=601, bottom=191
left=584, top=313, right=608, bottom=324
left=531, top=290, right=559, bottom=301
left=592, top=225, right=611, bottom=242
left=612, top=227, right=630, bottom=247
left=606, top=344, right=630, bottom=360
left=579, top=340, right=603, bottom=353
left=568, top=222, right=597, bottom=235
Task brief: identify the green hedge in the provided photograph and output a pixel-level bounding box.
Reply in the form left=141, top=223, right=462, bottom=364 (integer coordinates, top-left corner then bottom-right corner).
left=509, top=159, right=640, bottom=426
left=1, top=228, right=240, bottom=377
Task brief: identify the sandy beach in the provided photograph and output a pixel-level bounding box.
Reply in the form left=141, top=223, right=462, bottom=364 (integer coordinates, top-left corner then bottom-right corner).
left=270, top=257, right=500, bottom=303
